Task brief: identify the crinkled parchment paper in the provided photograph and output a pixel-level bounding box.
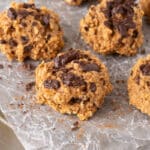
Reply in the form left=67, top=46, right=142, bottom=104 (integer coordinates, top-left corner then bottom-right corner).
left=0, top=0, right=150, bottom=150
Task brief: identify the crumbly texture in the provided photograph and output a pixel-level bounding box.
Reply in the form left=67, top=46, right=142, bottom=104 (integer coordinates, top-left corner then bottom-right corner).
left=64, top=0, right=84, bottom=6
left=80, top=0, right=143, bottom=56
left=128, top=55, right=150, bottom=116
left=0, top=2, right=64, bottom=62
left=140, top=0, right=150, bottom=17
left=36, top=49, right=112, bottom=120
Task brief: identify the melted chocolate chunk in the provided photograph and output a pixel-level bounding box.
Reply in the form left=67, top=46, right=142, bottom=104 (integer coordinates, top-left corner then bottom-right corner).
left=21, top=36, right=29, bottom=44
left=84, top=26, right=89, bottom=31
left=8, top=26, right=15, bottom=32
left=140, top=63, right=150, bottom=76
left=103, top=0, right=136, bottom=38
left=147, top=81, right=150, bottom=87
left=43, top=79, right=60, bottom=90
left=61, top=72, right=86, bottom=87
left=24, top=44, right=33, bottom=52
left=21, top=22, right=27, bottom=27
left=7, top=8, right=17, bottom=20
left=18, top=10, right=30, bottom=18
left=90, top=82, right=97, bottom=92
left=69, top=97, right=81, bottom=105
left=54, top=50, right=80, bottom=68
left=79, top=62, right=100, bottom=72
left=132, top=30, right=138, bottom=38
left=104, top=21, right=113, bottom=29
left=41, top=14, right=50, bottom=26
left=9, top=39, right=18, bottom=47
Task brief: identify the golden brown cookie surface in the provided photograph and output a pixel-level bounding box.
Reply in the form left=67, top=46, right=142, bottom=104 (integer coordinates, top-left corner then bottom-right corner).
left=0, top=2, right=64, bottom=62
left=36, top=49, right=112, bottom=120
left=128, top=55, right=150, bottom=116
left=80, top=0, right=143, bottom=56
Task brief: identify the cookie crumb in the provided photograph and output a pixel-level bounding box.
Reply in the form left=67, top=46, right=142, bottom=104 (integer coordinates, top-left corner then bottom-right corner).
left=71, top=121, right=80, bottom=131
left=18, top=63, right=36, bottom=71
left=25, top=81, right=35, bottom=91
left=7, top=64, right=12, bottom=68
left=0, top=64, right=4, bottom=69
left=140, top=48, right=146, bottom=54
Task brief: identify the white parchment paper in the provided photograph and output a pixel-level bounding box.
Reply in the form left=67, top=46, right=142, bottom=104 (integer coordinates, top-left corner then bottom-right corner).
left=0, top=0, right=150, bottom=149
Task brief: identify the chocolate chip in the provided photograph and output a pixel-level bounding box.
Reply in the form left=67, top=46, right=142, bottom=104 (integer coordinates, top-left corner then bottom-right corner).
left=84, top=26, right=89, bottom=31
left=21, top=36, right=29, bottom=44
left=61, top=72, right=86, bottom=87
left=24, top=44, right=33, bottom=52
left=46, top=34, right=51, bottom=40
left=79, top=62, right=100, bottom=72
left=103, top=0, right=136, bottom=38
left=0, top=40, right=7, bottom=44
left=22, top=3, right=35, bottom=9
left=41, top=14, right=50, bottom=26
left=132, top=30, right=138, bottom=38
left=118, top=24, right=128, bottom=37
left=43, top=79, right=60, bottom=90
left=146, top=81, right=150, bottom=86
left=18, top=10, right=30, bottom=18
left=104, top=21, right=113, bottom=29
left=32, top=22, right=38, bottom=26
left=69, top=97, right=81, bottom=105
left=90, top=82, right=97, bottom=92
left=54, top=50, right=80, bottom=68
left=21, top=22, right=27, bottom=27
left=34, top=14, right=41, bottom=20
left=140, top=63, right=150, bottom=76
left=7, top=8, right=17, bottom=20
left=9, top=39, right=18, bottom=47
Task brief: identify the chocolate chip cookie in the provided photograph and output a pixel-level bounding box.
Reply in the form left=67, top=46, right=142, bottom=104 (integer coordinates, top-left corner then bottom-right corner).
left=140, top=0, right=150, bottom=17
left=36, top=49, right=112, bottom=120
left=128, top=55, right=150, bottom=116
left=80, top=0, right=143, bottom=56
left=64, top=0, right=84, bottom=6
left=0, top=2, right=64, bottom=62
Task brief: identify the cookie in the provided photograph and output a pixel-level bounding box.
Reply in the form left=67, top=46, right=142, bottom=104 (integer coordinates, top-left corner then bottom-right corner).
left=128, top=55, right=150, bottom=116
left=36, top=49, right=112, bottom=120
left=140, top=0, right=150, bottom=17
left=80, top=0, right=143, bottom=56
left=64, top=0, right=84, bottom=6
left=0, top=2, right=64, bottom=62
